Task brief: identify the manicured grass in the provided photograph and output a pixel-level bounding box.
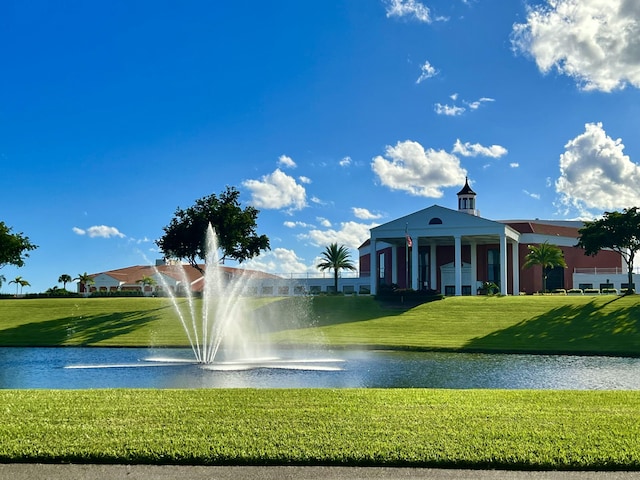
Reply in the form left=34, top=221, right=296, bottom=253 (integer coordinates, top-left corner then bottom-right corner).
left=1, top=295, right=640, bottom=356
left=0, top=388, right=639, bottom=470
left=1, top=296, right=640, bottom=469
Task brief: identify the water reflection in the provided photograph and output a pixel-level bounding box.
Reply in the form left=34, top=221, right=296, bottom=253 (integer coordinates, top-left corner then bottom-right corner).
left=0, top=347, right=638, bottom=390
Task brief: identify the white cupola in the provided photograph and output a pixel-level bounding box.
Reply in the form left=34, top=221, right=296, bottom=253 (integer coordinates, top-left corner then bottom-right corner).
left=456, top=177, right=479, bottom=216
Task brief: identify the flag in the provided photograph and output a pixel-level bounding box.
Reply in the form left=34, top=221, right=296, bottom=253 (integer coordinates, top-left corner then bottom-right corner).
left=406, top=234, right=412, bottom=247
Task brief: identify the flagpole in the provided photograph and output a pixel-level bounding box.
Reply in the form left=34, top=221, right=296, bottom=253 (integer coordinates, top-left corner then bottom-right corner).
left=405, top=223, right=409, bottom=289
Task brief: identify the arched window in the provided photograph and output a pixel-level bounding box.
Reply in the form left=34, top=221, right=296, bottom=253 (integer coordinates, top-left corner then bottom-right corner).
left=428, top=217, right=443, bottom=225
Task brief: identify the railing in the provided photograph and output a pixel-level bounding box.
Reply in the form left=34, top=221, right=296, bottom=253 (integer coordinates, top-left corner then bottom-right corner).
left=574, top=267, right=640, bottom=275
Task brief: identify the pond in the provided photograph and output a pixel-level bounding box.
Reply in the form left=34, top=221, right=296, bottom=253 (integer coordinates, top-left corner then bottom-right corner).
left=1, top=347, right=639, bottom=390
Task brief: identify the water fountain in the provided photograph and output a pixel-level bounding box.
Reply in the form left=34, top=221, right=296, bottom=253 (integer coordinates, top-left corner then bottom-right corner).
left=150, top=223, right=343, bottom=372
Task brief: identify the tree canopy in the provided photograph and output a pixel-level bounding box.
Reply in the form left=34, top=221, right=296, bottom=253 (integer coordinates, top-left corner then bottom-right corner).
left=156, top=187, right=270, bottom=272
left=0, top=222, right=37, bottom=269
left=577, top=207, right=640, bottom=294
left=317, top=243, right=357, bottom=293
left=522, top=241, right=567, bottom=293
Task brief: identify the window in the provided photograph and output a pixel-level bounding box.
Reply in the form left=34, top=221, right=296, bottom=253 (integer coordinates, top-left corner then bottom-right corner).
left=379, top=252, right=385, bottom=279
left=578, top=283, right=593, bottom=290
left=487, top=249, right=500, bottom=285
left=428, top=217, right=443, bottom=225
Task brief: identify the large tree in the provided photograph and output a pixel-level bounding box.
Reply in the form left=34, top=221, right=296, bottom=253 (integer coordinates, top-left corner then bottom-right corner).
left=522, top=241, right=567, bottom=293
left=156, top=187, right=270, bottom=273
left=317, top=243, right=357, bottom=294
left=577, top=207, right=640, bottom=294
left=0, top=221, right=37, bottom=269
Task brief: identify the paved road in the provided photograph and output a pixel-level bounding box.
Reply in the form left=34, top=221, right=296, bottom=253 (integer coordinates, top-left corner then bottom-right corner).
left=2, top=465, right=640, bottom=480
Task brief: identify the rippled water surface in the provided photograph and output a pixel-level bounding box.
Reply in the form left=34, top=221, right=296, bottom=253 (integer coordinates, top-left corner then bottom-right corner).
left=0, top=347, right=639, bottom=390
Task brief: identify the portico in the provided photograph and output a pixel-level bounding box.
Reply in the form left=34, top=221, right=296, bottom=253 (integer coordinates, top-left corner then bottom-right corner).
left=367, top=204, right=521, bottom=296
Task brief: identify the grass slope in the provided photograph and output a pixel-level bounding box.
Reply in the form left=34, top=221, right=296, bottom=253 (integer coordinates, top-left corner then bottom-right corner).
left=1, top=295, right=639, bottom=355
left=1, top=389, right=639, bottom=470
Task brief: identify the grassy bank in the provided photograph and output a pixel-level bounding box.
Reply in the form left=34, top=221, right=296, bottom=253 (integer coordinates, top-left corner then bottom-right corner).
left=1, top=295, right=639, bottom=356
left=1, top=388, right=639, bottom=470
left=1, top=296, right=640, bottom=469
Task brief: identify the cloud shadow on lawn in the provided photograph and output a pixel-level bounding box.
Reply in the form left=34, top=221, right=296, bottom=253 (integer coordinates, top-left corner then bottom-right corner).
left=464, top=297, right=640, bottom=355
left=0, top=309, right=166, bottom=346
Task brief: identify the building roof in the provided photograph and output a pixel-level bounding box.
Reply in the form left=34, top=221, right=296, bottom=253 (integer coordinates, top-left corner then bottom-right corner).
left=456, top=177, right=476, bottom=196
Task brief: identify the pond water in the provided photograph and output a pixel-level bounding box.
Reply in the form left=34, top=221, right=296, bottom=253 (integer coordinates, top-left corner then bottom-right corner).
left=1, top=347, right=639, bottom=390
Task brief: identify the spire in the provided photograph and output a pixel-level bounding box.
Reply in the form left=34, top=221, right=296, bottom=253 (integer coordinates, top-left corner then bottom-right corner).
left=457, top=177, right=479, bottom=216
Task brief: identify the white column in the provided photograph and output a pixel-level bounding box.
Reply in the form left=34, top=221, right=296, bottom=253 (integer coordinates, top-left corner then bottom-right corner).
left=500, top=234, right=508, bottom=296
left=470, top=241, right=477, bottom=295
left=391, top=245, right=398, bottom=285
left=411, top=238, right=419, bottom=290
left=454, top=235, right=462, bottom=296
left=512, top=239, right=520, bottom=295
left=370, top=238, right=378, bottom=295
left=430, top=243, right=437, bottom=292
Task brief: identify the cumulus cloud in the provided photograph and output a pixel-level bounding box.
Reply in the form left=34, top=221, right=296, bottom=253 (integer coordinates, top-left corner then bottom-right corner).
left=510, top=162, right=520, bottom=168
left=240, top=247, right=311, bottom=275
left=302, top=220, right=378, bottom=250
left=352, top=207, right=383, bottom=220
left=339, top=156, right=352, bottom=167
left=385, top=0, right=431, bottom=22
left=317, top=217, right=332, bottom=228
left=73, top=225, right=125, bottom=238
left=371, top=140, right=467, bottom=197
left=512, top=0, right=640, bottom=92
left=452, top=139, right=508, bottom=158
left=277, top=155, right=296, bottom=169
left=434, top=103, right=465, bottom=116
left=283, top=221, right=311, bottom=229
left=416, top=60, right=438, bottom=83
left=243, top=168, right=307, bottom=211
left=555, top=122, right=640, bottom=214
left=298, top=176, right=311, bottom=184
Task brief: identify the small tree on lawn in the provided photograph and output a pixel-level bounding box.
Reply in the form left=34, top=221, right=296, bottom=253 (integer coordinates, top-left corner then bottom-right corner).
left=522, top=241, right=567, bottom=293
left=9, top=276, right=30, bottom=296
left=58, top=274, right=72, bottom=290
left=317, top=243, right=357, bottom=294
left=577, top=207, right=640, bottom=295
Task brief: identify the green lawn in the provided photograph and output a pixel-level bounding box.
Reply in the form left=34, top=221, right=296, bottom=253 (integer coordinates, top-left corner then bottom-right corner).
left=2, top=295, right=640, bottom=469
left=1, top=295, right=639, bottom=356
left=1, top=388, right=639, bottom=470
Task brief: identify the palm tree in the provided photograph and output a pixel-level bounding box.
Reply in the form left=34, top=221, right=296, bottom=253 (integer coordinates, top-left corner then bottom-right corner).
left=58, top=274, right=72, bottom=290
left=136, top=275, right=157, bottom=295
left=316, top=243, right=357, bottom=294
left=74, top=272, right=95, bottom=296
left=9, top=276, right=30, bottom=296
left=522, top=241, right=567, bottom=293
left=0, top=274, right=5, bottom=292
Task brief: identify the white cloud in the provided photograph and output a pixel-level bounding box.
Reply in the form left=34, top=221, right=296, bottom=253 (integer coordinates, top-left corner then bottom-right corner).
left=416, top=60, right=438, bottom=83
left=302, top=220, right=378, bottom=251
left=523, top=190, right=541, bottom=200
left=339, top=156, right=352, bottom=167
left=352, top=207, right=383, bottom=220
left=240, top=248, right=311, bottom=275
left=317, top=217, right=332, bottom=228
left=385, top=0, right=431, bottom=23
left=555, top=122, right=640, bottom=214
left=452, top=139, right=508, bottom=158
left=466, top=97, right=494, bottom=109
left=310, top=196, right=325, bottom=205
left=371, top=140, right=467, bottom=197
left=510, top=162, right=520, bottom=168
left=73, top=225, right=125, bottom=238
left=434, top=103, right=465, bottom=116
left=298, top=176, right=311, bottom=184
left=243, top=168, right=307, bottom=211
left=512, top=0, right=640, bottom=92
left=450, top=93, right=459, bottom=101
left=278, top=154, right=296, bottom=169
left=283, top=221, right=311, bottom=229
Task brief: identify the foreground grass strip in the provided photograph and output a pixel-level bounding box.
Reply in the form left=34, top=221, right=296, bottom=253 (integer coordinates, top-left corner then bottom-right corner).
left=1, top=389, right=640, bottom=469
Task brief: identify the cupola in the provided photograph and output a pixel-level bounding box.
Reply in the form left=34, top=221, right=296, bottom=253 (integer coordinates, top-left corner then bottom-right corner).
left=457, top=177, right=479, bottom=216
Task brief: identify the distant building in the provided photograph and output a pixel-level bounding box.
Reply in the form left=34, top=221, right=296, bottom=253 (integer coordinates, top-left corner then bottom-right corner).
left=358, top=179, right=629, bottom=295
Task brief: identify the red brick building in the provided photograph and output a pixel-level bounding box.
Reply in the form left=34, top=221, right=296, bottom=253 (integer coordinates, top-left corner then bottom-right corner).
left=359, top=180, right=623, bottom=295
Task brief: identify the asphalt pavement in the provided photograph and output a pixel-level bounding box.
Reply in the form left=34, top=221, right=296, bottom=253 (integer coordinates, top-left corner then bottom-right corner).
left=3, top=465, right=640, bottom=480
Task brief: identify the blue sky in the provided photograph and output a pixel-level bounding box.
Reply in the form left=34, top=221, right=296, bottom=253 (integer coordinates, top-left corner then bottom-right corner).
left=2, top=0, right=640, bottom=293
